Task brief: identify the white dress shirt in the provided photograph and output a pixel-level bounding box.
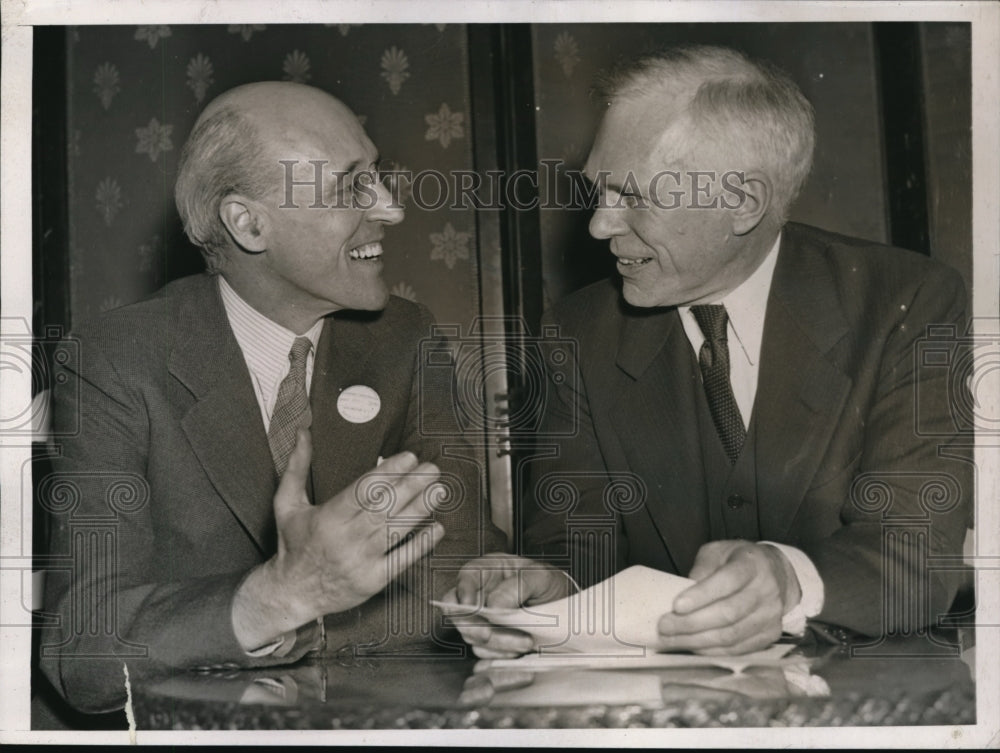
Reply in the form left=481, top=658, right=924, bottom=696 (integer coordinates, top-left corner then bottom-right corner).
left=678, top=234, right=824, bottom=635
left=218, top=276, right=323, bottom=429
left=219, top=275, right=325, bottom=656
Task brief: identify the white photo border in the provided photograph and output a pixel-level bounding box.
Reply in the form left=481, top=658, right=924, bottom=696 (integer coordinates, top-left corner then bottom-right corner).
left=2, top=0, right=997, bottom=746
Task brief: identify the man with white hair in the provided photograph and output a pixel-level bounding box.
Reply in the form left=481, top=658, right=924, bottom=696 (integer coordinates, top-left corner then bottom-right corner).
left=451, top=45, right=971, bottom=657
left=42, top=81, right=500, bottom=712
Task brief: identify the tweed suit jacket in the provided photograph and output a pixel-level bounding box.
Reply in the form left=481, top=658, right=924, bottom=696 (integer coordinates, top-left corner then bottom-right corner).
left=522, top=222, right=972, bottom=637
left=41, top=273, right=502, bottom=712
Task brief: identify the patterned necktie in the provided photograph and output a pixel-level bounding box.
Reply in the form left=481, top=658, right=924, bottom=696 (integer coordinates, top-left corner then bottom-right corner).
left=267, top=336, right=313, bottom=477
left=690, top=304, right=746, bottom=463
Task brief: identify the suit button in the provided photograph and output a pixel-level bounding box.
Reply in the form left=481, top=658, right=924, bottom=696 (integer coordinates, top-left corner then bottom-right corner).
left=727, top=494, right=749, bottom=509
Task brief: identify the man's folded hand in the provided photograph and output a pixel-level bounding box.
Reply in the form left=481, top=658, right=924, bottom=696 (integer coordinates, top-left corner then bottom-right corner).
left=439, top=554, right=573, bottom=659
left=656, top=540, right=800, bottom=656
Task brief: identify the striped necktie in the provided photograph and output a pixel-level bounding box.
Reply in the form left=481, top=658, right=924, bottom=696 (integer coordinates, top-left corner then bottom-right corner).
left=267, top=336, right=313, bottom=477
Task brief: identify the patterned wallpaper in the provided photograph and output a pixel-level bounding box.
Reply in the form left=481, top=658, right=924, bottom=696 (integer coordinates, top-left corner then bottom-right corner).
left=65, top=23, right=480, bottom=330
left=61, top=23, right=971, bottom=325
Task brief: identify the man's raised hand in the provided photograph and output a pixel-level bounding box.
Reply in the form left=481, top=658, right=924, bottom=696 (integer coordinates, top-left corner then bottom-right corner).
left=232, top=427, right=445, bottom=651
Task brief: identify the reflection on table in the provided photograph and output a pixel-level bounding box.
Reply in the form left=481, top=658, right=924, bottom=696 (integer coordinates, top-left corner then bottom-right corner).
left=134, top=626, right=975, bottom=729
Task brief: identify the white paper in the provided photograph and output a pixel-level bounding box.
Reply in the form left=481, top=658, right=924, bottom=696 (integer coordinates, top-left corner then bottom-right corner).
left=435, top=565, right=696, bottom=655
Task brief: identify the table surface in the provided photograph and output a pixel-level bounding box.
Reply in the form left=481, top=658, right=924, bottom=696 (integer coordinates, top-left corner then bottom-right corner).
left=133, top=625, right=975, bottom=729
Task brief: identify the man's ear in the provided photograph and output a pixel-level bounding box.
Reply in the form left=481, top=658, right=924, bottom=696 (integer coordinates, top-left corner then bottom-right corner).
left=726, top=171, right=772, bottom=236
left=219, top=195, right=268, bottom=253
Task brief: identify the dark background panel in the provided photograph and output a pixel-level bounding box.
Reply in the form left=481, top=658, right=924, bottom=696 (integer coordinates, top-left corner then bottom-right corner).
left=920, top=22, right=973, bottom=298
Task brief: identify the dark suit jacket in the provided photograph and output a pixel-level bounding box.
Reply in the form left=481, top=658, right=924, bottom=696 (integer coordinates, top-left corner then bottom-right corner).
left=41, top=273, right=501, bottom=713
left=523, top=222, right=972, bottom=637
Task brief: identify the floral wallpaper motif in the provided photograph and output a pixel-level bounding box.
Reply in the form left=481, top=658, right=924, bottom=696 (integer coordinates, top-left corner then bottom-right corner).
left=94, top=178, right=122, bottom=226
left=425, top=103, right=464, bottom=149
left=282, top=50, right=312, bottom=83
left=134, top=118, right=173, bottom=162
left=380, top=47, right=410, bottom=95
left=553, top=32, right=580, bottom=78
left=390, top=282, right=418, bottom=302
left=430, top=222, right=472, bottom=269
left=92, top=63, right=119, bottom=109
left=134, top=25, right=172, bottom=49
left=65, top=24, right=479, bottom=330
left=228, top=24, right=265, bottom=42
left=185, top=54, right=214, bottom=102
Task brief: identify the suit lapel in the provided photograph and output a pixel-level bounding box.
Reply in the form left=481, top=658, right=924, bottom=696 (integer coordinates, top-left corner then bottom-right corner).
left=609, top=306, right=710, bottom=576
left=169, top=276, right=278, bottom=555
left=755, top=230, right=852, bottom=541
left=309, top=312, right=378, bottom=503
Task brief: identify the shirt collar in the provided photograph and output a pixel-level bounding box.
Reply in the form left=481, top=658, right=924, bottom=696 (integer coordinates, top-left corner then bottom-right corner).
left=680, top=232, right=781, bottom=366
left=218, top=275, right=323, bottom=388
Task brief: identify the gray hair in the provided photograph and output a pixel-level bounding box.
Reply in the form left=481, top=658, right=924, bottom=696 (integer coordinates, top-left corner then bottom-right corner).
left=174, top=106, right=272, bottom=272
left=594, top=45, right=815, bottom=221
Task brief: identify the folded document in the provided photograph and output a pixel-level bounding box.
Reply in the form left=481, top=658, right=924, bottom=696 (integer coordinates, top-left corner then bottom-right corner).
left=435, top=564, right=700, bottom=656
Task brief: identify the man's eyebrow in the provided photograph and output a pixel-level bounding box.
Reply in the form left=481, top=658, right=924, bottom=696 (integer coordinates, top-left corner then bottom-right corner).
left=344, top=154, right=381, bottom=175
left=598, top=177, right=626, bottom=194
left=581, top=168, right=623, bottom=193
left=342, top=158, right=363, bottom=175
left=325, top=156, right=380, bottom=199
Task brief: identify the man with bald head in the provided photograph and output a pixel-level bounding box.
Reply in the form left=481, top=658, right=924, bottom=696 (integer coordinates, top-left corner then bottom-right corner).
left=450, top=45, right=971, bottom=657
left=42, top=82, right=500, bottom=713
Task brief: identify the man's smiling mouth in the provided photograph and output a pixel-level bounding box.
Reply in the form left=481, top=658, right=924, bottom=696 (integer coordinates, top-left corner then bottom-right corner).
left=348, top=241, right=383, bottom=261
left=617, top=256, right=653, bottom=267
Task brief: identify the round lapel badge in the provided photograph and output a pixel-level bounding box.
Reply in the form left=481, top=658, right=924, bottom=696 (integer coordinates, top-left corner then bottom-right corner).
left=337, top=385, right=381, bottom=424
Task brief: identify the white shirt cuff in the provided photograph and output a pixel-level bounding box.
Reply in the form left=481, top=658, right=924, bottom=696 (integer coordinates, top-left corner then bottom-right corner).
left=244, top=617, right=325, bottom=658
left=760, top=542, right=824, bottom=636
left=244, top=630, right=294, bottom=658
